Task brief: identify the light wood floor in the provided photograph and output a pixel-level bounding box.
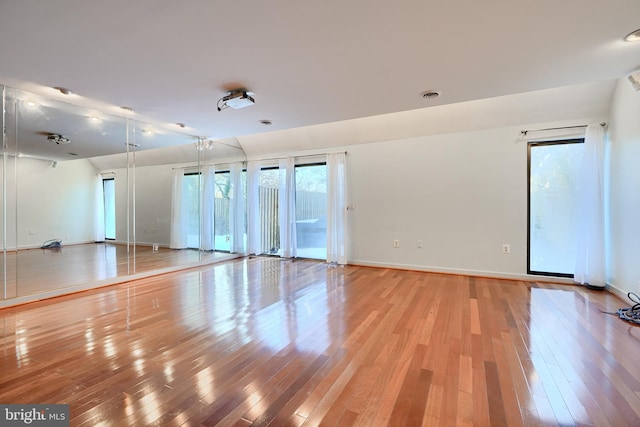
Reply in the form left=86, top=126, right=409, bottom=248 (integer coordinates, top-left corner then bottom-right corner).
left=1, top=257, right=639, bottom=426
left=2, top=243, right=233, bottom=298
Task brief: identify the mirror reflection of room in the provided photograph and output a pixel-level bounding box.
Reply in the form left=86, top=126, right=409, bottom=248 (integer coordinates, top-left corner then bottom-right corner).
left=1, top=86, right=246, bottom=299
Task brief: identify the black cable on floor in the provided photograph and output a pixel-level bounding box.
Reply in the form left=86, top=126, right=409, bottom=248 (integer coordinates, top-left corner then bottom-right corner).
left=600, top=292, right=640, bottom=326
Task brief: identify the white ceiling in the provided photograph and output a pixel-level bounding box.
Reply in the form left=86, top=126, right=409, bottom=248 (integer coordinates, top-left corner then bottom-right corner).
left=1, top=0, right=639, bottom=160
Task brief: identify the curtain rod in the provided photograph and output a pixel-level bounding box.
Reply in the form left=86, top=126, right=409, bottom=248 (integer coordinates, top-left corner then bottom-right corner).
left=171, top=151, right=348, bottom=170
left=520, top=122, right=606, bottom=136
left=247, top=150, right=348, bottom=164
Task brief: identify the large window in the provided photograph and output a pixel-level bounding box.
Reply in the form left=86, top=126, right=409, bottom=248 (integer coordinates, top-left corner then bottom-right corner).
left=528, top=139, right=584, bottom=276
left=102, top=178, right=116, bottom=240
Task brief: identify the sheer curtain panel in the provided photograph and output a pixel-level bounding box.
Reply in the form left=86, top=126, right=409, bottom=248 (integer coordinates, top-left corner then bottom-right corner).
left=230, top=162, right=246, bottom=253
left=327, top=152, right=347, bottom=265
left=170, top=168, right=189, bottom=249
left=574, top=124, right=606, bottom=288
left=200, top=165, right=215, bottom=251
left=279, top=157, right=297, bottom=258
left=94, top=175, right=105, bottom=242
left=246, top=161, right=261, bottom=255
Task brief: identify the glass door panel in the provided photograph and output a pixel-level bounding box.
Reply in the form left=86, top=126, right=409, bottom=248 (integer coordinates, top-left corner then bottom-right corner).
left=528, top=140, right=583, bottom=276
left=295, top=164, right=327, bottom=260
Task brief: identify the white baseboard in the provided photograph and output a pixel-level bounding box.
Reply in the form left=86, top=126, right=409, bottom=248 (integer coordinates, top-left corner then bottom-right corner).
left=348, top=259, right=575, bottom=284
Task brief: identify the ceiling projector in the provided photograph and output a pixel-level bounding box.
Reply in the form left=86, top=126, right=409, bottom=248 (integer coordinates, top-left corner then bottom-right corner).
left=217, top=90, right=255, bottom=111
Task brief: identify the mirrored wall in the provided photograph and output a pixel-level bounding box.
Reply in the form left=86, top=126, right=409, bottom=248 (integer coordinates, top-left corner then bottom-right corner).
left=1, top=85, right=246, bottom=302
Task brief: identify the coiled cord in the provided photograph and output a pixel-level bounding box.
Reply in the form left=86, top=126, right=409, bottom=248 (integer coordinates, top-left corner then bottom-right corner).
left=602, top=292, right=640, bottom=325
left=617, top=292, right=640, bottom=325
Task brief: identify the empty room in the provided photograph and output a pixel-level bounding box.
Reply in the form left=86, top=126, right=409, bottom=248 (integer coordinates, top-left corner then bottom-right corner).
left=1, top=1, right=640, bottom=426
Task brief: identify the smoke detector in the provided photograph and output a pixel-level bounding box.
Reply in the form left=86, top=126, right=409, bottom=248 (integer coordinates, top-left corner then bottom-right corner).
left=47, top=134, right=71, bottom=144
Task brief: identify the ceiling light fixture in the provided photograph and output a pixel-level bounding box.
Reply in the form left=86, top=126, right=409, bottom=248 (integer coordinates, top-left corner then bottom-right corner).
left=89, top=116, right=100, bottom=123
left=47, top=134, right=71, bottom=144
left=26, top=101, right=38, bottom=108
left=217, top=89, right=255, bottom=111
left=624, top=29, right=640, bottom=42
left=53, top=86, right=73, bottom=95
left=176, top=122, right=186, bottom=128
left=195, top=139, right=215, bottom=151
left=120, top=106, right=135, bottom=113
left=259, top=119, right=272, bottom=126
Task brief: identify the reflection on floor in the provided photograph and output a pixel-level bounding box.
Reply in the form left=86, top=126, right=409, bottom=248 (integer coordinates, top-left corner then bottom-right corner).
left=0, top=258, right=638, bottom=425
left=2, top=243, right=237, bottom=299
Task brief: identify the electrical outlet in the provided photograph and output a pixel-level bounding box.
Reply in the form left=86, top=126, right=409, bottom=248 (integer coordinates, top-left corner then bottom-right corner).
left=393, top=239, right=400, bottom=248
left=502, top=244, right=511, bottom=254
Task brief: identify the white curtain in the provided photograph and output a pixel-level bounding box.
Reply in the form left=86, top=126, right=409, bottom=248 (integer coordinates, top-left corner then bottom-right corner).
left=94, top=175, right=105, bottom=242
left=200, top=165, right=216, bottom=251
left=170, top=168, right=189, bottom=249
left=574, top=124, right=605, bottom=288
left=327, top=152, right=347, bottom=265
left=229, top=162, right=246, bottom=253
left=246, top=161, right=261, bottom=255
left=279, top=157, right=297, bottom=258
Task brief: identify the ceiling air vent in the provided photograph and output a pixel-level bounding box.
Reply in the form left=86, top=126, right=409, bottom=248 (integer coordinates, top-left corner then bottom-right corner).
left=47, top=134, right=71, bottom=145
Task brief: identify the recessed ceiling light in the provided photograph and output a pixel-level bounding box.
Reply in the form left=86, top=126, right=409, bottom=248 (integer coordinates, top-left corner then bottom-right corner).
left=53, top=86, right=73, bottom=95
left=259, top=119, right=273, bottom=126
left=142, top=129, right=154, bottom=136
left=624, top=29, right=640, bottom=42
left=25, top=101, right=37, bottom=108
left=421, top=90, right=441, bottom=100
left=89, top=116, right=100, bottom=123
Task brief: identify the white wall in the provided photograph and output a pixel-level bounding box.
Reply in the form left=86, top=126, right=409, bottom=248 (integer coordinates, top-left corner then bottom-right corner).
left=607, top=77, right=640, bottom=296
left=345, top=124, right=581, bottom=279
left=3, top=157, right=98, bottom=249
left=133, top=164, right=174, bottom=246
left=108, top=164, right=176, bottom=246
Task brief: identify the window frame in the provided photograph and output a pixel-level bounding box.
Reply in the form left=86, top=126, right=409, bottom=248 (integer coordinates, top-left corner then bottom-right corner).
left=102, top=177, right=116, bottom=241
left=527, top=137, right=584, bottom=277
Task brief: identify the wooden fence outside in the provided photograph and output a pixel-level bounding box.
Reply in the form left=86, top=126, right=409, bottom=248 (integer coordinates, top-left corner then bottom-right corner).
left=211, top=187, right=326, bottom=254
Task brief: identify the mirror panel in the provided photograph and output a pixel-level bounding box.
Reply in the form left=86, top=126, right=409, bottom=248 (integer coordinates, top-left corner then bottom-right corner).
left=11, top=89, right=129, bottom=296
left=0, top=84, right=246, bottom=303
left=1, top=86, right=18, bottom=300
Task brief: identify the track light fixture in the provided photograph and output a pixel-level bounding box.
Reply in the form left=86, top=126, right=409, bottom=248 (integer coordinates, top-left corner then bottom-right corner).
left=47, top=134, right=70, bottom=144
left=217, top=89, right=255, bottom=111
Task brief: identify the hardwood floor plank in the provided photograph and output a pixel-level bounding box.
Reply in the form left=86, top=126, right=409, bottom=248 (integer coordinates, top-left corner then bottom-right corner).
left=484, top=360, right=509, bottom=427
left=2, top=257, right=640, bottom=426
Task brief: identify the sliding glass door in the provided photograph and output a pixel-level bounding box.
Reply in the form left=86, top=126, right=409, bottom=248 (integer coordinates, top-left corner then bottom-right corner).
left=295, top=163, right=327, bottom=260
left=258, top=168, right=280, bottom=255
